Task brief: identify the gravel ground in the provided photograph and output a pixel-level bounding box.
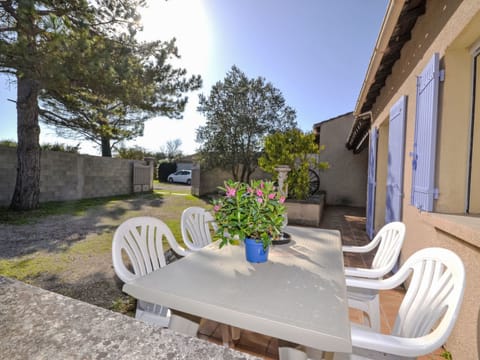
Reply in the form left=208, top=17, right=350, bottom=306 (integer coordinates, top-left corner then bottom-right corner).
left=0, top=183, right=196, bottom=312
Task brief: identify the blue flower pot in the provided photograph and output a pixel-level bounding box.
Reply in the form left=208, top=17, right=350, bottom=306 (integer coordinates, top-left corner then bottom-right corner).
left=244, top=237, right=269, bottom=263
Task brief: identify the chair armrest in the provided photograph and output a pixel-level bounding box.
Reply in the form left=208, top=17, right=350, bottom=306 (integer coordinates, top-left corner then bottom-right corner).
left=351, top=323, right=442, bottom=357
left=344, top=266, right=389, bottom=279
left=345, top=267, right=410, bottom=290
left=168, top=241, right=191, bottom=257
left=342, top=237, right=380, bottom=254
left=342, top=244, right=371, bottom=253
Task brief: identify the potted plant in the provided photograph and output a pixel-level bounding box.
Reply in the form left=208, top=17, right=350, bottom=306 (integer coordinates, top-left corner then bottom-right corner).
left=212, top=179, right=286, bottom=263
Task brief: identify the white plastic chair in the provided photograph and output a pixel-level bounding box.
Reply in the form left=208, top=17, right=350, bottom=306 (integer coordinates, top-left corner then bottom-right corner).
left=343, top=221, right=406, bottom=330
left=112, top=216, right=199, bottom=336
left=180, top=206, right=217, bottom=251
left=180, top=207, right=242, bottom=342
left=280, top=247, right=466, bottom=360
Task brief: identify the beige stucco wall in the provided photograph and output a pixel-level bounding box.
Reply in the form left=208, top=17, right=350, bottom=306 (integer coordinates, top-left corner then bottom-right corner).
left=401, top=211, right=480, bottom=360
left=366, top=0, right=480, bottom=358
left=317, top=113, right=368, bottom=207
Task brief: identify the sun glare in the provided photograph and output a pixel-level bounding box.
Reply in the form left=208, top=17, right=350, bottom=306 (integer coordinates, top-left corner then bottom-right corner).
left=132, top=0, right=212, bottom=155
left=138, top=0, right=211, bottom=74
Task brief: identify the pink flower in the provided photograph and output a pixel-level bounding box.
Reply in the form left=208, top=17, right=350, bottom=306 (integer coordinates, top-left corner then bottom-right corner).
left=214, top=205, right=221, bottom=212
left=279, top=196, right=286, bottom=204
left=256, top=189, right=263, bottom=197
left=260, top=181, right=265, bottom=189
left=226, top=186, right=236, bottom=197
left=257, top=197, right=263, bottom=203
left=247, top=187, right=254, bottom=193
left=268, top=193, right=275, bottom=200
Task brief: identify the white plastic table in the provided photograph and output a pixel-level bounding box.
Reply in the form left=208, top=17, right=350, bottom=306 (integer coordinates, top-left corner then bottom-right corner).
left=123, top=226, right=352, bottom=353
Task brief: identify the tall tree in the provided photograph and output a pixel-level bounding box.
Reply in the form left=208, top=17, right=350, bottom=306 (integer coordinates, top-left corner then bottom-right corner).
left=39, top=38, right=201, bottom=157
left=196, top=65, right=297, bottom=182
left=0, top=0, right=199, bottom=209
left=0, top=0, right=139, bottom=209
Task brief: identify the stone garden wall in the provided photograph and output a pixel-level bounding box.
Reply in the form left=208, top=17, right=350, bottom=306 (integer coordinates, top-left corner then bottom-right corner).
left=0, top=146, right=152, bottom=207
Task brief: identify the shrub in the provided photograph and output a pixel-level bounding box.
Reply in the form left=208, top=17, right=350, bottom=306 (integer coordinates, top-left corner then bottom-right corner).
left=158, top=162, right=177, bottom=182
left=259, top=129, right=328, bottom=200
left=41, top=142, right=80, bottom=153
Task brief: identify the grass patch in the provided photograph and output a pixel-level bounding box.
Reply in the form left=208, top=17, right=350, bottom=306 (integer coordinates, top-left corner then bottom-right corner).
left=0, top=233, right=112, bottom=283
left=0, top=192, right=163, bottom=225
left=0, top=254, right=67, bottom=282
left=154, top=189, right=191, bottom=196
left=110, top=296, right=136, bottom=316
left=69, top=232, right=113, bottom=255
left=441, top=350, right=452, bottom=360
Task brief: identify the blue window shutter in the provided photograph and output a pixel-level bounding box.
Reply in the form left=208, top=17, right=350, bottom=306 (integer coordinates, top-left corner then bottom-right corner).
left=366, top=127, right=378, bottom=239
left=411, top=53, right=440, bottom=211
left=386, top=96, right=407, bottom=223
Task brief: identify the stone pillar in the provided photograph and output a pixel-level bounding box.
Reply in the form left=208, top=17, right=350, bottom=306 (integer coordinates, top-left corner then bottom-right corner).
left=144, top=157, right=155, bottom=190
left=274, top=165, right=291, bottom=198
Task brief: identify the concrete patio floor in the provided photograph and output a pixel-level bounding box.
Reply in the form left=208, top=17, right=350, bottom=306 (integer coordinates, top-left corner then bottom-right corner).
left=196, top=205, right=445, bottom=359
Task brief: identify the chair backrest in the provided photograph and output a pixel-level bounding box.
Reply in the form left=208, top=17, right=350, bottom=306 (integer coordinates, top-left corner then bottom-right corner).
left=370, top=221, right=406, bottom=274
left=112, top=217, right=175, bottom=283
left=392, top=248, right=465, bottom=345
left=181, top=207, right=217, bottom=251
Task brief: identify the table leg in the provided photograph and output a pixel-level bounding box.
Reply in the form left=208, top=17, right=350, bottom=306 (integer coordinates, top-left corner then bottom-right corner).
left=231, top=326, right=241, bottom=341
left=278, top=346, right=325, bottom=360
left=221, top=324, right=232, bottom=347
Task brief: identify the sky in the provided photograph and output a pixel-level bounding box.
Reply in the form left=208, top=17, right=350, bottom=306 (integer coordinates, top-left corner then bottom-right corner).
left=0, top=0, right=389, bottom=156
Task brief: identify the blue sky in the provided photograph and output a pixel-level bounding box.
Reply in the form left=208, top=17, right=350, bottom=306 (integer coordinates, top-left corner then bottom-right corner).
left=0, top=0, right=388, bottom=155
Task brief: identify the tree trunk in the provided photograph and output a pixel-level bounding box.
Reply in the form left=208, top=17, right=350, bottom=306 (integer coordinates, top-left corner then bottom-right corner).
left=10, top=76, right=41, bottom=210
left=101, top=136, right=112, bottom=157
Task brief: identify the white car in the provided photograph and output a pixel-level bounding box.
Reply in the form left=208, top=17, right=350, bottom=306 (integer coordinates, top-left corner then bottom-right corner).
left=167, top=170, right=192, bottom=185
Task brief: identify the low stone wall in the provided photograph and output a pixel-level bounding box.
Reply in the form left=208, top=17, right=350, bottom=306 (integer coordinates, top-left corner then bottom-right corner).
left=0, top=277, right=258, bottom=360
left=191, top=165, right=271, bottom=197
left=0, top=146, right=152, bottom=206
left=285, top=193, right=325, bottom=227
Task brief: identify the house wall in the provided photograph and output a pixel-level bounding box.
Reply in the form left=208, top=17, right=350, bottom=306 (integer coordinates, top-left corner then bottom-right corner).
left=176, top=162, right=193, bottom=171
left=0, top=146, right=149, bottom=206
left=367, top=1, right=480, bottom=358
left=317, top=113, right=368, bottom=207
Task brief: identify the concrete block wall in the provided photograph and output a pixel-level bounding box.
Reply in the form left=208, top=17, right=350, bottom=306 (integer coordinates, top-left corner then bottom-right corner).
left=191, top=164, right=271, bottom=197
left=80, top=155, right=135, bottom=199
left=0, top=147, right=17, bottom=206
left=0, top=146, right=150, bottom=207
left=40, top=150, right=84, bottom=202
